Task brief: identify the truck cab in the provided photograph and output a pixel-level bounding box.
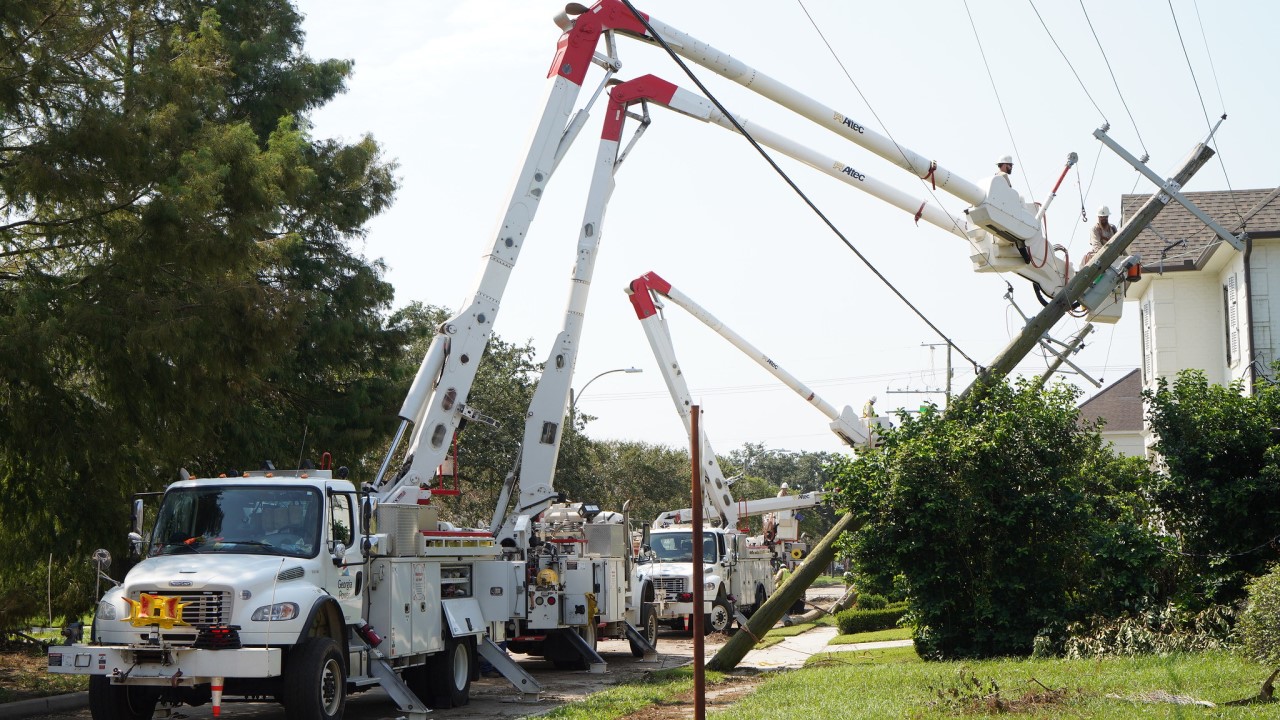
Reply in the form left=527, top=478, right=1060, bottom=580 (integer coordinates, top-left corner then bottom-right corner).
left=634, top=526, right=773, bottom=635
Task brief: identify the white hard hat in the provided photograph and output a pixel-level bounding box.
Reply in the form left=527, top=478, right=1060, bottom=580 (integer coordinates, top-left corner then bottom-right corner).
left=997, top=155, right=1013, bottom=165
left=1097, top=205, right=1111, bottom=216
left=780, top=483, right=789, bottom=490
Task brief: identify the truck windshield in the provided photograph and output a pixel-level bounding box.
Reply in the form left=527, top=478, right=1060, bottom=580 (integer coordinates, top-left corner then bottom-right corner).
left=650, top=532, right=717, bottom=563
left=149, top=485, right=322, bottom=559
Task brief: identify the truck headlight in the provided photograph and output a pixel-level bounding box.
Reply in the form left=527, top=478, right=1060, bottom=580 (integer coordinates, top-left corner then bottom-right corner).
left=96, top=601, right=118, bottom=621
left=251, top=602, right=299, bottom=621
left=704, top=581, right=717, bottom=591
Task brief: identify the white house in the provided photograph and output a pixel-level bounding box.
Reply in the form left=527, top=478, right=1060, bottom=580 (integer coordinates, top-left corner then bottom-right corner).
left=1119, top=187, right=1280, bottom=448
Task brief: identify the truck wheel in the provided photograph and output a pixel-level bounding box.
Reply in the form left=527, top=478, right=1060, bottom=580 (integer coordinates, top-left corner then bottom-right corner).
left=427, top=633, right=474, bottom=708
left=706, top=591, right=732, bottom=634
left=629, top=605, right=658, bottom=658
left=88, top=676, right=158, bottom=720
left=282, top=636, right=346, bottom=720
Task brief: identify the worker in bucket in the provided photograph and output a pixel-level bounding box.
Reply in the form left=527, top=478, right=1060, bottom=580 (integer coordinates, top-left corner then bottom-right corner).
left=1085, top=206, right=1117, bottom=263
left=996, top=155, right=1014, bottom=185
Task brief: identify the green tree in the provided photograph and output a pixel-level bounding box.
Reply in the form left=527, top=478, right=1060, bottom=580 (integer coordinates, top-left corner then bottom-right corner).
left=830, top=380, right=1166, bottom=660
left=1144, top=369, right=1280, bottom=608
left=725, top=443, right=841, bottom=538
left=0, top=0, right=397, bottom=623
left=584, top=440, right=692, bottom=529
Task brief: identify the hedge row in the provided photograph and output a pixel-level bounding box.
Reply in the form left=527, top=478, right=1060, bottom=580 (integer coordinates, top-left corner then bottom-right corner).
left=835, top=603, right=907, bottom=635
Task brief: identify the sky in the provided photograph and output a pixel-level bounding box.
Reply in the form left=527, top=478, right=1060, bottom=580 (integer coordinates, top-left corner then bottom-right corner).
left=294, top=1, right=1278, bottom=457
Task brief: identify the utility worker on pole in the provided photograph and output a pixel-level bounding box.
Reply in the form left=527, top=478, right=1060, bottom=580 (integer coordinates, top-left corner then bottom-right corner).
left=1086, top=206, right=1117, bottom=263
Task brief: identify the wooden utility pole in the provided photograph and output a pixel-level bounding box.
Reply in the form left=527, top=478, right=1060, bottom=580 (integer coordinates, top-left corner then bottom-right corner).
left=708, top=511, right=863, bottom=671
left=690, top=406, right=705, bottom=720
left=963, top=141, right=1216, bottom=399
left=708, top=139, right=1218, bottom=673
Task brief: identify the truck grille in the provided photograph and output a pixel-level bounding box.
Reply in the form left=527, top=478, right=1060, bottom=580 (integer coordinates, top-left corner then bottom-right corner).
left=651, top=577, right=686, bottom=599
left=129, top=590, right=232, bottom=645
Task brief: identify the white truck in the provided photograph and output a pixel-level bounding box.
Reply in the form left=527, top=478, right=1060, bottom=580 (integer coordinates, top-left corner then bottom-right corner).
left=45, top=4, right=666, bottom=718
left=625, top=271, right=882, bottom=633
left=45, top=1, right=1160, bottom=716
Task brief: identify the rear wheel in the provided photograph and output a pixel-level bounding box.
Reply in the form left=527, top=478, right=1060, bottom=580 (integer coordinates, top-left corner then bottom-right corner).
left=88, top=676, right=158, bottom=720
left=426, top=633, right=474, bottom=708
left=282, top=636, right=346, bottom=720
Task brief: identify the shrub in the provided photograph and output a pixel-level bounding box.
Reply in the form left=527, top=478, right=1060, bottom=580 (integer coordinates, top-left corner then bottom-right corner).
left=1239, top=564, right=1280, bottom=663
left=1062, top=603, right=1234, bottom=658
left=836, top=603, right=907, bottom=635
left=857, top=593, right=888, bottom=610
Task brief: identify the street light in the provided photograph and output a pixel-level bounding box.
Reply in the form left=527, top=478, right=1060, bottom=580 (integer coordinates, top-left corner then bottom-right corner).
left=565, top=363, right=640, bottom=491
left=569, top=367, right=642, bottom=434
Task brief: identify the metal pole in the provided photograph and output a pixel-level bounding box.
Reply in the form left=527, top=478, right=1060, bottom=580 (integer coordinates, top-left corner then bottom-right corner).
left=690, top=405, right=705, bottom=720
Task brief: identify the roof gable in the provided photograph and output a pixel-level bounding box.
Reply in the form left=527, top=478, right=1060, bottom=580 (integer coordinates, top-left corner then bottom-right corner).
left=1078, top=368, right=1143, bottom=432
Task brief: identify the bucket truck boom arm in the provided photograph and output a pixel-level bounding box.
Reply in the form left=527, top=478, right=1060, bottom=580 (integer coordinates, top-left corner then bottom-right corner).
left=371, top=4, right=651, bottom=505
left=626, top=270, right=886, bottom=529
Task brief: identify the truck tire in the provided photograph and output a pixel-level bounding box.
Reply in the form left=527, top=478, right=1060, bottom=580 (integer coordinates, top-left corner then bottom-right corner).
left=427, top=633, right=474, bottom=708
left=706, top=590, right=732, bottom=634
left=628, top=604, right=659, bottom=658
left=88, top=676, right=158, bottom=720
left=282, top=636, right=346, bottom=720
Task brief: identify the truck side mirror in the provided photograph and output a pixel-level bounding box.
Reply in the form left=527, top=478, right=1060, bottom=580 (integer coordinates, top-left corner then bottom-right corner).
left=332, top=542, right=347, bottom=566
left=127, top=532, right=144, bottom=558
left=131, top=498, right=145, bottom=536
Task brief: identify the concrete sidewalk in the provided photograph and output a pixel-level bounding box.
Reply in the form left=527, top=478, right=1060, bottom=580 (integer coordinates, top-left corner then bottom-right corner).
left=739, top=626, right=913, bottom=670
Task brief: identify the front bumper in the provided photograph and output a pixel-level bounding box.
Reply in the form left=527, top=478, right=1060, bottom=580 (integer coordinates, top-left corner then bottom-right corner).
left=48, top=644, right=282, bottom=685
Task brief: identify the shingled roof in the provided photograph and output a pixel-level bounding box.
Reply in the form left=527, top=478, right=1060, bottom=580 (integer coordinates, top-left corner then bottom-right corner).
left=1119, top=187, right=1280, bottom=273
left=1078, top=368, right=1143, bottom=433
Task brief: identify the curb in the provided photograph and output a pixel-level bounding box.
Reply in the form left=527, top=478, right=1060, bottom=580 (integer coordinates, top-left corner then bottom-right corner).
left=1, top=691, right=89, bottom=719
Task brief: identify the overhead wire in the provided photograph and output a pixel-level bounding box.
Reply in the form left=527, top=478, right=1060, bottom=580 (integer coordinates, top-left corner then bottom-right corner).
left=962, top=0, right=1036, bottom=201
left=790, top=0, right=1022, bottom=295
left=1166, top=0, right=1244, bottom=223
left=788, top=1, right=988, bottom=252
left=1027, top=0, right=1109, bottom=126
left=617, top=0, right=984, bottom=373
left=1077, top=0, right=1149, bottom=159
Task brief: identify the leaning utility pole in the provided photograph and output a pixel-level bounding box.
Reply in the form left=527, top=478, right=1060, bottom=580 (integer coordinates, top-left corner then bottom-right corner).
left=963, top=139, right=1218, bottom=399
left=708, top=137, right=1222, bottom=673
left=707, top=511, right=862, bottom=671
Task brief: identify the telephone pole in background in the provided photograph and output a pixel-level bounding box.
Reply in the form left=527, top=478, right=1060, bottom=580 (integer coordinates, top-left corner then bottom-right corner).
left=885, top=342, right=953, bottom=405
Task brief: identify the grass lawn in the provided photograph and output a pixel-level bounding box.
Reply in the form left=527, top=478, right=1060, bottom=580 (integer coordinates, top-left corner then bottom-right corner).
left=710, top=650, right=1280, bottom=719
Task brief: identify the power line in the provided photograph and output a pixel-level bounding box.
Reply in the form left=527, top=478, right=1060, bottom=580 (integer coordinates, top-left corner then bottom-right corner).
left=790, top=0, right=1027, bottom=322
left=619, top=0, right=983, bottom=372
left=962, top=0, right=1035, bottom=201
left=1179, top=0, right=1244, bottom=225
left=790, top=0, right=992, bottom=254
left=1027, top=0, right=1109, bottom=125
left=1078, top=0, right=1149, bottom=159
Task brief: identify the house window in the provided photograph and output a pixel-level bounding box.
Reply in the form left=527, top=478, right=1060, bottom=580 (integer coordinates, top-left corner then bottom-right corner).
left=1225, top=274, right=1240, bottom=368
left=1141, top=301, right=1153, bottom=383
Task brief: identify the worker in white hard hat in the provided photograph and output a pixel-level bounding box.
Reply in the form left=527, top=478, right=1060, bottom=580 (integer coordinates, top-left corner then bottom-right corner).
left=996, top=154, right=1014, bottom=177
left=1088, top=205, right=1117, bottom=262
